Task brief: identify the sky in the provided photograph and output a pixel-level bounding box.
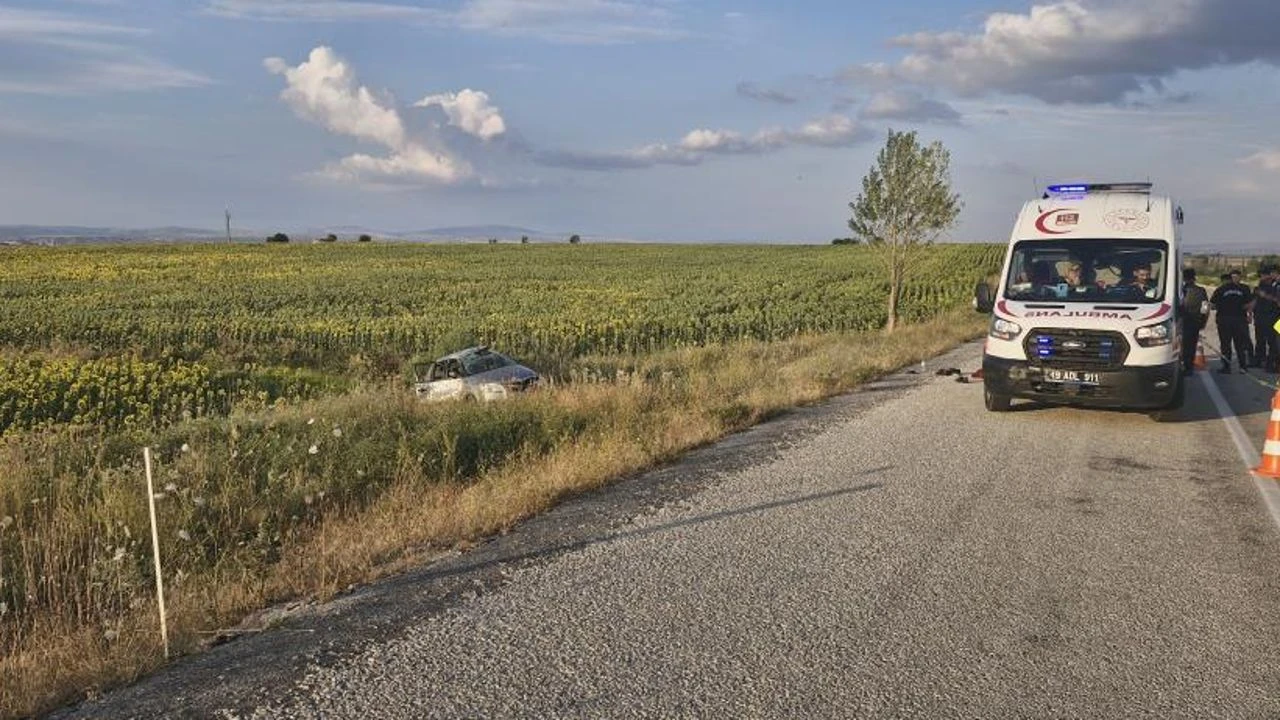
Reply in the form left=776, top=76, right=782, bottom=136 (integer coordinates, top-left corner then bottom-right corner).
left=1, top=0, right=1279, bottom=245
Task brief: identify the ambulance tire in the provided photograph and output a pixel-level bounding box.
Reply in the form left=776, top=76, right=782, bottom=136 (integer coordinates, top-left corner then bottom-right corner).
left=1150, top=375, right=1185, bottom=421
left=984, top=385, right=1012, bottom=412
left=1168, top=374, right=1186, bottom=410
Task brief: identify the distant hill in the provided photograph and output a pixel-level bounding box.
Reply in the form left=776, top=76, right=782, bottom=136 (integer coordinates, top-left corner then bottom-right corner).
left=0, top=224, right=561, bottom=244
left=0, top=225, right=223, bottom=242
left=417, top=225, right=543, bottom=238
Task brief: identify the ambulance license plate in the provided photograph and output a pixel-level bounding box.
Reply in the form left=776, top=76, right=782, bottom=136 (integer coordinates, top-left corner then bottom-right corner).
left=1044, top=369, right=1100, bottom=385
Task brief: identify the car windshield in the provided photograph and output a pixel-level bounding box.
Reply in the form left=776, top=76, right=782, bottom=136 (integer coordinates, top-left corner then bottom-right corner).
left=461, top=350, right=513, bottom=375
left=1003, top=239, right=1168, bottom=304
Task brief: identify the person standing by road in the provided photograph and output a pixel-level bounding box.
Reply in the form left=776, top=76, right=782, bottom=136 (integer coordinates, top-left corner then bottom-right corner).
left=1212, top=270, right=1253, bottom=373
left=1254, top=265, right=1280, bottom=372
left=1181, top=268, right=1210, bottom=376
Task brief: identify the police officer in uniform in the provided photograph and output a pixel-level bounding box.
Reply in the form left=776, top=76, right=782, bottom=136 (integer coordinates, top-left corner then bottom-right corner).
left=1254, top=265, right=1280, bottom=372
left=1212, top=269, right=1252, bottom=373
left=1181, top=268, right=1210, bottom=375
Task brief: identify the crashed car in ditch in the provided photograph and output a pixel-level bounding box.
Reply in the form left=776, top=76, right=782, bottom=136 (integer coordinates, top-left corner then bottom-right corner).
left=412, top=346, right=540, bottom=402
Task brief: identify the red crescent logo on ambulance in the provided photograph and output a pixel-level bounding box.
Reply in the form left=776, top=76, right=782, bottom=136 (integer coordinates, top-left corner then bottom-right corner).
left=1034, top=209, right=1076, bottom=235
left=1140, top=303, right=1171, bottom=321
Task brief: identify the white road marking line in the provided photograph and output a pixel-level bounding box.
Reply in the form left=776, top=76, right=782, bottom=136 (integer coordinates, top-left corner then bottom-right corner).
left=1201, top=370, right=1280, bottom=531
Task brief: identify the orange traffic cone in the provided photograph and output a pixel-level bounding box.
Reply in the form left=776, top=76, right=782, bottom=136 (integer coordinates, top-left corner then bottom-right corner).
left=1254, top=391, right=1280, bottom=479
left=1194, top=341, right=1207, bottom=371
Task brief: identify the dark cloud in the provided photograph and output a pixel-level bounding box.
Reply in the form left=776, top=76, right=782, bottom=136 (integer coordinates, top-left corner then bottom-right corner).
left=838, top=0, right=1280, bottom=105
left=735, top=81, right=797, bottom=105
left=830, top=95, right=858, bottom=112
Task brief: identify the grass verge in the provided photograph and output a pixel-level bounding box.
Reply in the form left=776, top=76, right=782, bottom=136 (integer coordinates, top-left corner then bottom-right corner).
left=0, top=309, right=985, bottom=718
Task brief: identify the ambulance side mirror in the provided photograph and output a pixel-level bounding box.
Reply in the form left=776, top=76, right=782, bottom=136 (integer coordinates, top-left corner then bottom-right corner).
left=974, top=282, right=994, bottom=314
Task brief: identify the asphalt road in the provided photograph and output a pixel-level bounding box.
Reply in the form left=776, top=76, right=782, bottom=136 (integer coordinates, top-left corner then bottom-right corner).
left=58, top=339, right=1280, bottom=719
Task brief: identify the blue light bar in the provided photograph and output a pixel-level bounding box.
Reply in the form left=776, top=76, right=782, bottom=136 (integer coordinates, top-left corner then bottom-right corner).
left=1046, top=182, right=1153, bottom=196
left=1047, top=184, right=1088, bottom=195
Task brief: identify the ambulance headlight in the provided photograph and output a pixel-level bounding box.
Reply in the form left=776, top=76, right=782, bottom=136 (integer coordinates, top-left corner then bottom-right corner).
left=1135, top=319, right=1172, bottom=347
left=989, top=317, right=1022, bottom=341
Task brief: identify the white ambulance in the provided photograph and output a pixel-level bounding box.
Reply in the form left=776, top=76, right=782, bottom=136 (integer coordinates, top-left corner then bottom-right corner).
left=975, top=182, right=1187, bottom=413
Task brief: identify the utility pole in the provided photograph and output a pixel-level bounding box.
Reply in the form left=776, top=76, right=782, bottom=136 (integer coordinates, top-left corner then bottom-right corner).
left=225, top=207, right=232, bottom=243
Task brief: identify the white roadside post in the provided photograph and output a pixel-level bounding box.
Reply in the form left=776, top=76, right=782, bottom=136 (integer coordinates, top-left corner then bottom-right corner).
left=143, top=447, right=170, bottom=659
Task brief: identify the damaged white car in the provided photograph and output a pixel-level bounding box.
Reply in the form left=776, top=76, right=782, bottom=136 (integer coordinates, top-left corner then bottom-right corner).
left=413, top=346, right=540, bottom=402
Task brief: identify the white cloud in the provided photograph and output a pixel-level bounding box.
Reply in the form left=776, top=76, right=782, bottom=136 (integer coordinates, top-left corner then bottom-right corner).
left=0, top=7, right=209, bottom=95
left=680, top=128, right=750, bottom=153
left=1241, top=149, right=1280, bottom=173
left=792, top=115, right=866, bottom=147
left=264, top=49, right=404, bottom=148
left=319, top=146, right=469, bottom=184
left=0, top=6, right=141, bottom=37
left=859, top=90, right=961, bottom=124
left=208, top=0, right=684, bottom=43
left=415, top=89, right=506, bottom=140
left=208, top=0, right=446, bottom=22
left=265, top=46, right=471, bottom=185
left=456, top=0, right=682, bottom=43
left=537, top=115, right=870, bottom=170
left=838, top=0, right=1280, bottom=105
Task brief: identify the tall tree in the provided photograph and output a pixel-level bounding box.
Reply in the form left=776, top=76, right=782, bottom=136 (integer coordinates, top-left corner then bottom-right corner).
left=849, top=130, right=962, bottom=332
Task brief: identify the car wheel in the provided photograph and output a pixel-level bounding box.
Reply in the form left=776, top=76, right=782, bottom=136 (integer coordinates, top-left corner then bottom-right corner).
left=984, top=385, right=1012, bottom=412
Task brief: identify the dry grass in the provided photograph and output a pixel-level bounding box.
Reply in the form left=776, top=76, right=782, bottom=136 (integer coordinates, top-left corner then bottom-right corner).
left=0, top=310, right=985, bottom=718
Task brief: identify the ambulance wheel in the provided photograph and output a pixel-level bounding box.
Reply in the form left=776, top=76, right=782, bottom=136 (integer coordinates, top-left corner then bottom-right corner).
left=984, top=386, right=1011, bottom=412
left=1150, top=375, right=1185, bottom=421
left=1167, top=374, right=1186, bottom=410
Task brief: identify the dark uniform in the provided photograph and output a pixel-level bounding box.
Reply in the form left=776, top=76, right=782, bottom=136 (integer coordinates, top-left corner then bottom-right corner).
left=1181, top=270, right=1209, bottom=374
left=1212, top=277, right=1252, bottom=371
left=1254, top=271, right=1280, bottom=371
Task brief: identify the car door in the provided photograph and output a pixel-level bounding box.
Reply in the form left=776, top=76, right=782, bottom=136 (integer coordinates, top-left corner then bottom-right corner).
left=419, top=359, right=468, bottom=401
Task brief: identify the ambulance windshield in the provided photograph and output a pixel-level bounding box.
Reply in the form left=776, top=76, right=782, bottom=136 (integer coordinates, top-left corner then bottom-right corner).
left=1003, top=239, right=1168, bottom=304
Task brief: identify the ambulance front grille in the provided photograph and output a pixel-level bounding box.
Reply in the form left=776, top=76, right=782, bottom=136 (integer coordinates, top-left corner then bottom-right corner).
left=1024, top=328, right=1129, bottom=369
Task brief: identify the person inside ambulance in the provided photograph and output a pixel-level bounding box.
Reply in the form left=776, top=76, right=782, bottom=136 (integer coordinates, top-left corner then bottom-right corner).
left=1062, top=261, right=1084, bottom=287
left=1051, top=259, right=1093, bottom=298
left=1029, top=260, right=1056, bottom=295
left=1059, top=260, right=1090, bottom=288
left=1121, top=261, right=1159, bottom=297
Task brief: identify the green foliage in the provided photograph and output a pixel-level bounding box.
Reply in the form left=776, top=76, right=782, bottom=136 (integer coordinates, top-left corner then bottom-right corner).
left=569, top=234, right=581, bottom=244
left=831, top=238, right=861, bottom=245
left=0, top=243, right=1000, bottom=369
left=358, top=234, right=373, bottom=243
left=0, top=393, right=592, bottom=634
left=0, top=243, right=1001, bottom=432
left=849, top=129, right=962, bottom=331
left=266, top=232, right=290, bottom=244
left=320, top=233, right=338, bottom=243
left=0, top=355, right=345, bottom=436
